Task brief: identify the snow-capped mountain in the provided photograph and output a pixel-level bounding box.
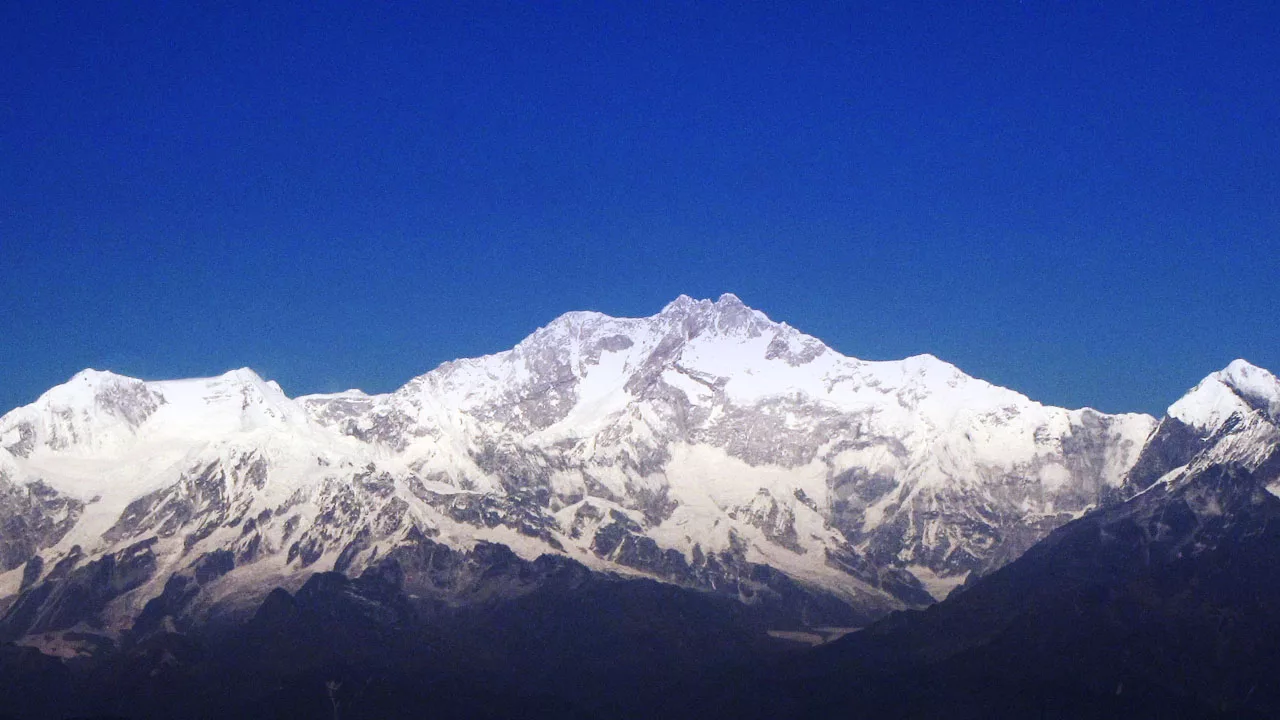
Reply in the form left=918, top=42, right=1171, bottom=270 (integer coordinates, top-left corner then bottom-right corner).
left=720, top=358, right=1280, bottom=720
left=1124, top=359, right=1280, bottom=498
left=0, top=295, right=1163, bottom=642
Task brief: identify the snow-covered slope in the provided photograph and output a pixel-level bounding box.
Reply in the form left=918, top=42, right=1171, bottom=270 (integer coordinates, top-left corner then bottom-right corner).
left=0, top=295, right=1163, bottom=641
left=756, top=363, right=1280, bottom=720
left=297, top=295, right=1154, bottom=599
left=1169, top=359, right=1280, bottom=433
left=1127, top=359, right=1280, bottom=500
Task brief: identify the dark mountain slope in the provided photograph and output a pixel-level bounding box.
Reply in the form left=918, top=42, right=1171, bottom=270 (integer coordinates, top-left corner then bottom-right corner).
left=696, top=448, right=1280, bottom=720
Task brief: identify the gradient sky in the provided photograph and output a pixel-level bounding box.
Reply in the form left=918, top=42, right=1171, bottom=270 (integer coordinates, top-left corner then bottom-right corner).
left=3, top=1, right=1278, bottom=417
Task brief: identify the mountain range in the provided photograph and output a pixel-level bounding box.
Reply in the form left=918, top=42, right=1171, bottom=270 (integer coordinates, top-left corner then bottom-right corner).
left=1, top=295, right=1276, bottom=719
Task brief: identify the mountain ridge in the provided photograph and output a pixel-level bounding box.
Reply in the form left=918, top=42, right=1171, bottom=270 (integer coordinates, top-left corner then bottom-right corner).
left=702, top=353, right=1280, bottom=719
left=3, top=296, right=1245, bottom=651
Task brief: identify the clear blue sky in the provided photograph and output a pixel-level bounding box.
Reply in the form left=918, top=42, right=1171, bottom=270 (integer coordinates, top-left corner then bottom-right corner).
left=2, top=1, right=1277, bottom=416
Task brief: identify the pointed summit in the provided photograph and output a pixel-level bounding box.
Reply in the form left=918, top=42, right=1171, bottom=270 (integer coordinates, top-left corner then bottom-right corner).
left=0, top=369, right=163, bottom=455
left=224, top=367, right=265, bottom=383
left=37, top=369, right=149, bottom=411
left=68, top=368, right=132, bottom=384
left=1216, top=359, right=1280, bottom=410
left=660, top=294, right=698, bottom=314
left=1168, top=360, right=1280, bottom=431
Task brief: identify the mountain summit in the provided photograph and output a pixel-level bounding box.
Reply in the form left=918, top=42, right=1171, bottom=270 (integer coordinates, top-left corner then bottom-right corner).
left=1169, top=358, right=1280, bottom=431
left=2, top=297, right=1160, bottom=647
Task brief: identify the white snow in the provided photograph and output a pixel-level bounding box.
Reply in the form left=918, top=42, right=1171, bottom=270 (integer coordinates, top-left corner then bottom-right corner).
left=0, top=295, right=1191, bottom=625
left=1169, top=376, right=1251, bottom=430
left=1169, top=359, right=1280, bottom=431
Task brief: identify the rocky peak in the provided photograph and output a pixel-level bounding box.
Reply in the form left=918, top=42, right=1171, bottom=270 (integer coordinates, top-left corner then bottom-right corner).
left=492, top=296, right=804, bottom=379
left=657, top=293, right=777, bottom=340
left=659, top=294, right=699, bottom=314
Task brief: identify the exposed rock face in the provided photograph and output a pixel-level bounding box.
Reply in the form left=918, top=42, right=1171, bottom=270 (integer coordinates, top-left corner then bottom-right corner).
left=1, top=538, right=158, bottom=641
left=0, top=296, right=1170, bottom=642
left=0, top=455, right=83, bottom=572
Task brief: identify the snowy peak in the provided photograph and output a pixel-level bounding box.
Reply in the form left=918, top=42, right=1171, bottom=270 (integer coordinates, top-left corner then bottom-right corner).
left=304, top=295, right=1155, bottom=462
left=658, top=292, right=749, bottom=316
left=149, top=367, right=310, bottom=434
left=1216, top=359, right=1280, bottom=417
left=1168, top=359, right=1280, bottom=431
left=38, top=369, right=155, bottom=415
left=0, top=370, right=165, bottom=456
left=0, top=367, right=309, bottom=458
left=357, top=295, right=834, bottom=440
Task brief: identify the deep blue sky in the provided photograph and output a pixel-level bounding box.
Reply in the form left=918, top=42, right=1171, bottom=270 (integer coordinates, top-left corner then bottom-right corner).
left=3, top=1, right=1277, bottom=416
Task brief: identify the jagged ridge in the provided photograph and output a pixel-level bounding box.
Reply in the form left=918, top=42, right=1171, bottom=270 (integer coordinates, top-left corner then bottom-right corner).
left=0, top=296, right=1184, bottom=646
